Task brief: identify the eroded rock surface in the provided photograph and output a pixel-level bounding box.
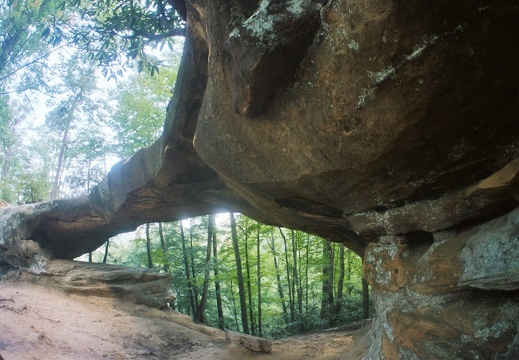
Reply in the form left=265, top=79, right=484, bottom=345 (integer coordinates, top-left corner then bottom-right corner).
left=1, top=0, right=519, bottom=358
left=225, top=331, right=273, bottom=353
left=361, top=208, right=519, bottom=358
left=4, top=259, right=174, bottom=309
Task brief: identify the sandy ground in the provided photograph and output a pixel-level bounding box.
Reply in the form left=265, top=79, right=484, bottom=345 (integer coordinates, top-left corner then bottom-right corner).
left=0, top=279, right=357, bottom=360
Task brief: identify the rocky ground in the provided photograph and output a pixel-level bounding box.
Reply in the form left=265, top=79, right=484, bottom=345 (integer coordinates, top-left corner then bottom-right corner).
left=0, top=279, right=362, bottom=360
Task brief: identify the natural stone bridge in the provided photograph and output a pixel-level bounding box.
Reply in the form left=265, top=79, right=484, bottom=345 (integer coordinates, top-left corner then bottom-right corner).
left=1, top=0, right=518, bottom=358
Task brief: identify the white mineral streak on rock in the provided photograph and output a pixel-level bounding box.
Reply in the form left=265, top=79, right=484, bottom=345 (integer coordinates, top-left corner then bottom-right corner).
left=459, top=207, right=519, bottom=290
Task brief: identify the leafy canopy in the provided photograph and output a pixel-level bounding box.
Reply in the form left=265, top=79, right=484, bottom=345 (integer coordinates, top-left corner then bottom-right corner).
left=62, top=0, right=185, bottom=78
left=0, top=0, right=186, bottom=94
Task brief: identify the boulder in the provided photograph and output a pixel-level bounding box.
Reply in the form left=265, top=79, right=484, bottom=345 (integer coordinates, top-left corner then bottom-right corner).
left=225, top=330, right=272, bottom=353
left=4, top=259, right=174, bottom=309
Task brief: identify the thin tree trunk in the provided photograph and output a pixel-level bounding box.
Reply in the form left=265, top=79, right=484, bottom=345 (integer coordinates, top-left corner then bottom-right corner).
left=50, top=92, right=82, bottom=199
left=328, top=243, right=335, bottom=324
left=88, top=252, right=92, bottom=263
left=230, top=212, right=249, bottom=334
left=2, top=146, right=11, bottom=180
left=145, top=223, right=153, bottom=269
left=242, top=219, right=256, bottom=335
left=103, top=239, right=109, bottom=264
left=195, top=215, right=213, bottom=323
left=347, top=249, right=353, bottom=296
left=230, top=279, right=240, bottom=331
left=305, top=233, right=310, bottom=328
left=270, top=228, right=289, bottom=324
left=213, top=223, right=225, bottom=330
left=51, top=125, right=70, bottom=199
left=256, top=223, right=262, bottom=337
left=335, top=243, right=346, bottom=318
left=291, top=230, right=303, bottom=319
left=279, top=227, right=294, bottom=321
left=189, top=219, right=198, bottom=310
left=189, top=220, right=199, bottom=310
left=181, top=222, right=196, bottom=317
left=320, top=240, right=334, bottom=321
left=158, top=222, right=169, bottom=272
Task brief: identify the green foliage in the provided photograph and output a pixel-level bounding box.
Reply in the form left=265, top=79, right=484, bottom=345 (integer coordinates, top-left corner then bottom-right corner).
left=87, top=215, right=369, bottom=339
left=108, top=64, right=178, bottom=158
left=0, top=95, right=53, bottom=203
left=43, top=53, right=111, bottom=198
left=0, top=0, right=184, bottom=202
left=67, top=0, right=185, bottom=79
left=1, top=0, right=185, bottom=97
left=0, top=0, right=76, bottom=94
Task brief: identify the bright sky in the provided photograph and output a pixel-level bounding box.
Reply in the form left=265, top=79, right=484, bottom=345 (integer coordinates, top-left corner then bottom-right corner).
left=23, top=37, right=185, bottom=171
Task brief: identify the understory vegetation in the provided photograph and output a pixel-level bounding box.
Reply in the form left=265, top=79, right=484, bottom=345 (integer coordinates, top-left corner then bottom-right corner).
left=86, top=215, right=370, bottom=339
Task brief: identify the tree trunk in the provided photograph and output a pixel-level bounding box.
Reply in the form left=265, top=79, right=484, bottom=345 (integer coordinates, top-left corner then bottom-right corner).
left=230, top=212, right=249, bottom=334
left=195, top=215, right=213, bottom=323
left=347, top=249, right=353, bottom=296
left=50, top=92, right=82, bottom=200
left=256, top=223, right=262, bottom=337
left=189, top=220, right=199, bottom=310
left=278, top=227, right=294, bottom=321
left=242, top=219, right=256, bottom=335
left=180, top=222, right=196, bottom=317
left=328, top=243, right=335, bottom=325
left=51, top=125, right=70, bottom=199
left=320, top=240, right=334, bottom=322
left=270, top=228, right=289, bottom=324
left=230, top=279, right=240, bottom=332
left=158, top=222, right=169, bottom=273
left=145, top=223, right=153, bottom=269
left=213, top=223, right=225, bottom=330
left=291, top=230, right=303, bottom=319
left=102, top=239, right=109, bottom=264
left=335, top=243, right=346, bottom=317
left=305, top=233, right=310, bottom=327
left=1, top=144, right=11, bottom=180
left=86, top=158, right=91, bottom=194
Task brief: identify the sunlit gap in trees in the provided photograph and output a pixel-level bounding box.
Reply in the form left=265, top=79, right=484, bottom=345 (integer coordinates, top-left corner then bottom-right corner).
left=78, top=212, right=369, bottom=339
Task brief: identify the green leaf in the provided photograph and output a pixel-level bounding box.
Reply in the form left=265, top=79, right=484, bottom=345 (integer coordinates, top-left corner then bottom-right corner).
left=41, top=27, right=51, bottom=39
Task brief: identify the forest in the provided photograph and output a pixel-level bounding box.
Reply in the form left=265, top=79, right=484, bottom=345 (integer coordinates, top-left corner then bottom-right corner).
left=86, top=215, right=369, bottom=338
left=0, top=0, right=369, bottom=339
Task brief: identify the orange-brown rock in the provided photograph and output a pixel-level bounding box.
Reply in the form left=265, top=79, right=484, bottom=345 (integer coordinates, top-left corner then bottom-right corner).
left=362, top=207, right=519, bottom=358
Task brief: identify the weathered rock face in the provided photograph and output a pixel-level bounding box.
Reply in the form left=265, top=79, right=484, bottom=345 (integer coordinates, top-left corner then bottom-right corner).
left=1, top=0, right=519, bottom=358
left=361, top=208, right=519, bottom=358
left=194, top=0, right=519, bottom=248
left=4, top=259, right=175, bottom=309
left=191, top=2, right=519, bottom=356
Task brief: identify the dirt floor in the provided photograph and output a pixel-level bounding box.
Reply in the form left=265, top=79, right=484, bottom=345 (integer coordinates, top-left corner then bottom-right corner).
left=0, top=279, right=359, bottom=360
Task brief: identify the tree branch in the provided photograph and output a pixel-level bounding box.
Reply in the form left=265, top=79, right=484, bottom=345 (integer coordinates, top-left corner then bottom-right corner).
left=0, top=42, right=74, bottom=83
